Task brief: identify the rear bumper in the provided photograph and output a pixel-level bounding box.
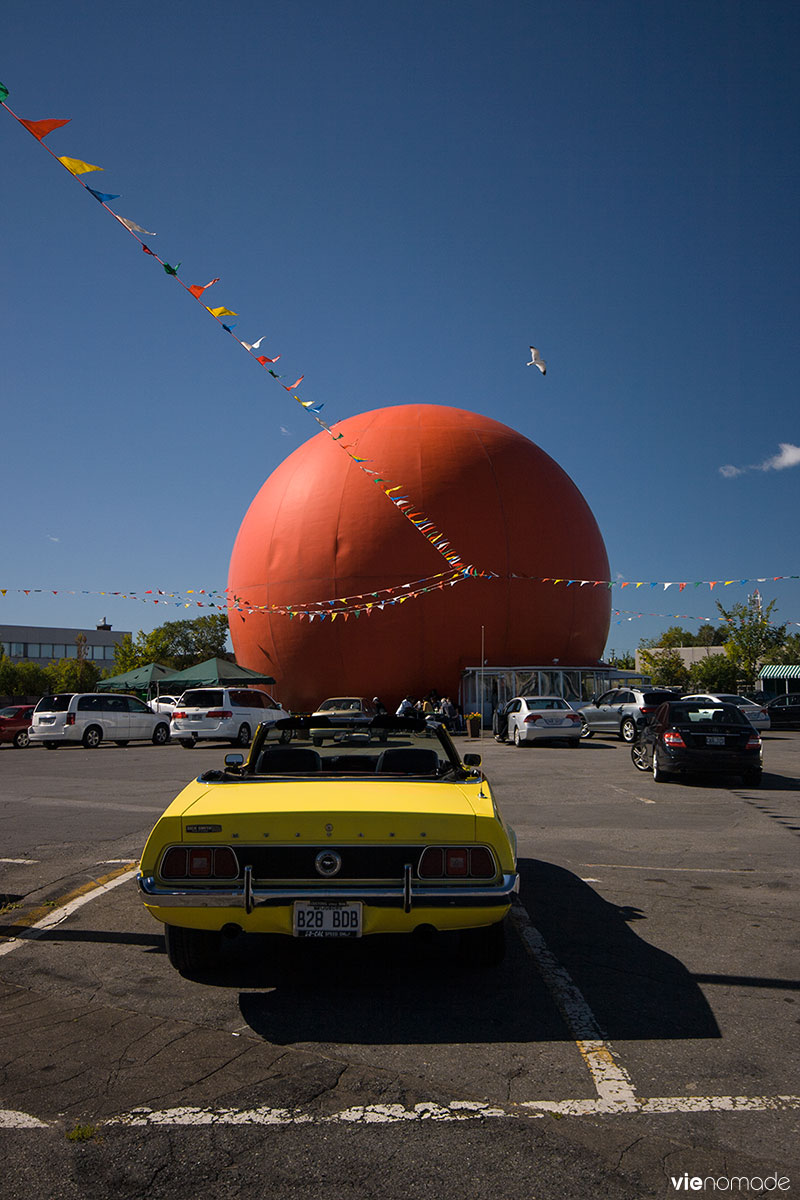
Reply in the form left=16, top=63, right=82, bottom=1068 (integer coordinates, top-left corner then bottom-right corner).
left=662, top=749, right=761, bottom=775
left=138, top=870, right=519, bottom=911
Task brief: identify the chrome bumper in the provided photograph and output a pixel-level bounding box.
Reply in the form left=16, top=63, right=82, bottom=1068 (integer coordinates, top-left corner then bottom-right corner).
left=137, top=868, right=519, bottom=914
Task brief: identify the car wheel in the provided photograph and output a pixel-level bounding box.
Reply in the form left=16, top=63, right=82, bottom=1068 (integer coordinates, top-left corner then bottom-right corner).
left=82, top=725, right=102, bottom=749
left=114, top=741, right=129, bottom=747
left=233, top=724, right=251, bottom=748
left=743, top=769, right=762, bottom=787
left=652, top=750, right=667, bottom=782
left=458, top=920, right=506, bottom=967
left=513, top=726, right=523, bottom=747
left=620, top=717, right=637, bottom=743
left=631, top=742, right=649, bottom=772
left=43, top=741, right=60, bottom=750
left=13, top=729, right=30, bottom=748
left=152, top=723, right=170, bottom=746
left=163, top=924, right=221, bottom=974
left=579, top=720, right=592, bottom=739
left=279, top=728, right=293, bottom=745
left=312, top=736, right=323, bottom=747
left=180, top=738, right=196, bottom=749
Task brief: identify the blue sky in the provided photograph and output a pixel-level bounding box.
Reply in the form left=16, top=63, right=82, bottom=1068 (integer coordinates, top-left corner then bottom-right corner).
left=2, top=0, right=798, bottom=656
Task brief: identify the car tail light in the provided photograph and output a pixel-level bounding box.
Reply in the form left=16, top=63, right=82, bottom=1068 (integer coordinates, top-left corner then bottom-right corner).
left=418, top=848, right=444, bottom=877
left=524, top=713, right=544, bottom=724
left=160, top=846, right=240, bottom=880
left=566, top=712, right=581, bottom=722
left=172, top=711, right=186, bottom=720
left=663, top=730, right=686, bottom=748
left=206, top=710, right=233, bottom=720
left=746, top=734, right=761, bottom=750
left=418, top=847, right=496, bottom=879
left=66, top=712, right=76, bottom=726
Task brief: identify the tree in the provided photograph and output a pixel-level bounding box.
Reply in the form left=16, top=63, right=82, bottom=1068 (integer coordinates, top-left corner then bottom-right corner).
left=687, top=653, right=741, bottom=693
left=761, top=632, right=800, bottom=665
left=716, top=594, right=785, bottom=688
left=637, top=647, right=690, bottom=688
left=110, top=614, right=230, bottom=673
left=45, top=657, right=102, bottom=694
left=606, top=649, right=635, bottom=669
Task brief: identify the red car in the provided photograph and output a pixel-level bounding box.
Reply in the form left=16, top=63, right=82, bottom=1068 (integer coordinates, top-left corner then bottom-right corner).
left=0, top=705, right=35, bottom=748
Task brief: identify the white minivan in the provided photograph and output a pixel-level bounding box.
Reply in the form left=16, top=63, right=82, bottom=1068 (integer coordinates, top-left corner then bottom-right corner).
left=170, top=687, right=287, bottom=748
left=30, top=693, right=172, bottom=749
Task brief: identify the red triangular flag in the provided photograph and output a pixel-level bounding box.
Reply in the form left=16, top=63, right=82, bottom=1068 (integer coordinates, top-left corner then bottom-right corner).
left=18, top=116, right=71, bottom=141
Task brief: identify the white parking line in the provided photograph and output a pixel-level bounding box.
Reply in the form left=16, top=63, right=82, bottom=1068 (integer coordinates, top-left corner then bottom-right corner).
left=0, top=858, right=38, bottom=864
left=0, top=866, right=136, bottom=957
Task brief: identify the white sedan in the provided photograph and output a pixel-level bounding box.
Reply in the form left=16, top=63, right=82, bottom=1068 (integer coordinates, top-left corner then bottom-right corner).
left=149, top=695, right=180, bottom=716
left=500, top=696, right=583, bottom=747
left=680, top=694, right=771, bottom=731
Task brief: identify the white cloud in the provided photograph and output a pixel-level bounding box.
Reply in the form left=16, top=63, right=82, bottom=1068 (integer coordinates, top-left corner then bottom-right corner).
left=719, top=442, right=800, bottom=478
left=280, top=426, right=292, bottom=437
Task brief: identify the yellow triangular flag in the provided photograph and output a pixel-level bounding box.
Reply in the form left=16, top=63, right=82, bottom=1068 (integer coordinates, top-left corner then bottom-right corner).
left=58, top=156, right=103, bottom=175
left=206, top=306, right=237, bottom=318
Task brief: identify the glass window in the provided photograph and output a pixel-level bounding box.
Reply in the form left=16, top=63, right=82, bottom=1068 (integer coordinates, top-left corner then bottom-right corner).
left=26, top=644, right=40, bottom=658
left=127, top=698, right=151, bottom=713
left=66, top=644, right=78, bottom=658
left=11, top=643, right=24, bottom=657
left=40, top=644, right=53, bottom=659
left=104, top=646, right=116, bottom=660
left=53, top=645, right=67, bottom=659
left=1, top=643, right=10, bottom=655
left=91, top=645, right=106, bottom=660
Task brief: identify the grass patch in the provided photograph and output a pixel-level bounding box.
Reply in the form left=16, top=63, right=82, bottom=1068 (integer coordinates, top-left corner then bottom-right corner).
left=66, top=1122, right=101, bottom=1143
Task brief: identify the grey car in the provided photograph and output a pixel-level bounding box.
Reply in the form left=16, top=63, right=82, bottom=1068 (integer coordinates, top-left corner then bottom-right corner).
left=579, top=687, right=680, bottom=743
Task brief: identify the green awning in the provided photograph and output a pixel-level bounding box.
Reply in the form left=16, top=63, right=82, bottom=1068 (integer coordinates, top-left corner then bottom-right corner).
left=758, top=664, right=800, bottom=679
left=158, top=657, right=276, bottom=688
left=97, top=663, right=175, bottom=691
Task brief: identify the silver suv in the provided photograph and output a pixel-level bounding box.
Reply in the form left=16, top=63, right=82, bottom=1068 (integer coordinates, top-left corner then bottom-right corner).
left=579, top=688, right=679, bottom=743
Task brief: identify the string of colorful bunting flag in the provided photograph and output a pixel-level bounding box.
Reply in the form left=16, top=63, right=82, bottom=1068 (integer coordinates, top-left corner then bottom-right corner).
left=0, top=79, right=473, bottom=576
left=1, top=572, right=798, bottom=625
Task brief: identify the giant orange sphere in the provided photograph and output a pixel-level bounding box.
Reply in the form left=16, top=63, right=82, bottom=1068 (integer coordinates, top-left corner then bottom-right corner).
left=228, top=404, right=610, bottom=711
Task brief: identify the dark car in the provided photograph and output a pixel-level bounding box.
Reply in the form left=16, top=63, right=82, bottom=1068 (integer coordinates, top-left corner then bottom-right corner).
left=630, top=700, right=762, bottom=786
left=0, top=704, right=35, bottom=748
left=765, top=693, right=800, bottom=730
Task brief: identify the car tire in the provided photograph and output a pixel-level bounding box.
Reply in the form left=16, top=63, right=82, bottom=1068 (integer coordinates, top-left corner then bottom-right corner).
left=82, top=725, right=102, bottom=749
left=631, top=742, right=649, bottom=772
left=230, top=724, right=251, bottom=749
left=278, top=728, right=293, bottom=745
left=13, top=729, right=30, bottom=748
left=458, top=920, right=506, bottom=967
left=180, top=738, right=196, bottom=749
left=513, top=727, right=523, bottom=747
left=152, top=723, right=170, bottom=746
left=312, top=736, right=323, bottom=747
left=743, top=769, right=762, bottom=788
left=579, top=720, right=592, bottom=739
left=652, top=750, right=667, bottom=782
left=620, top=717, right=637, bottom=743
left=163, top=924, right=221, bottom=974
left=43, top=741, right=60, bottom=750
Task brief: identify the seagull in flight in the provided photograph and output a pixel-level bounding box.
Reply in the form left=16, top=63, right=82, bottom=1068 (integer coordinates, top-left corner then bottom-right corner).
left=526, top=346, right=546, bottom=374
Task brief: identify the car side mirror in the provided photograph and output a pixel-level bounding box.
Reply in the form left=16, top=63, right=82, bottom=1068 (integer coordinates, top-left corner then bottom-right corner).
left=225, top=753, right=244, bottom=770
left=463, top=753, right=482, bottom=768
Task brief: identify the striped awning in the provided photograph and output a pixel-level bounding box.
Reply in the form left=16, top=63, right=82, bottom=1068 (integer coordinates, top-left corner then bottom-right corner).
left=758, top=663, right=800, bottom=679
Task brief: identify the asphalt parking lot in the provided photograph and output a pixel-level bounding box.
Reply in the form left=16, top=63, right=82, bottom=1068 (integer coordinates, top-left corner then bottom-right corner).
left=1, top=730, right=798, bottom=1200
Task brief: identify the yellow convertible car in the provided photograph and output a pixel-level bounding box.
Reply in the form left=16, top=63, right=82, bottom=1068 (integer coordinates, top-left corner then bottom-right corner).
left=138, top=713, right=518, bottom=974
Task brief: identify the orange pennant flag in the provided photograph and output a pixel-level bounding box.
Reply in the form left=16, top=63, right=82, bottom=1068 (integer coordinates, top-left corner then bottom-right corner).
left=19, top=117, right=70, bottom=140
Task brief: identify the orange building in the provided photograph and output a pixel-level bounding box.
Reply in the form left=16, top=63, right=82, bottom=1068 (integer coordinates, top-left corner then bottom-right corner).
left=228, top=404, right=610, bottom=712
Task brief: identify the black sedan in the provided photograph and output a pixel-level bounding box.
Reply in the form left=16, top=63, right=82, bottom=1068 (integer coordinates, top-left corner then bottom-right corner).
left=765, top=693, right=800, bottom=729
left=630, top=700, right=762, bottom=786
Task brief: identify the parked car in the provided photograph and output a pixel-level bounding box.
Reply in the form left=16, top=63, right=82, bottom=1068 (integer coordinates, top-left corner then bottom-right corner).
left=149, top=695, right=180, bottom=716
left=138, top=712, right=518, bottom=974
left=630, top=700, right=762, bottom=786
left=29, top=693, right=171, bottom=749
left=0, top=704, right=35, bottom=748
left=764, top=693, right=800, bottom=729
left=309, top=697, right=376, bottom=744
left=170, top=687, right=287, bottom=749
left=579, top=688, right=680, bottom=742
left=495, top=696, right=582, bottom=747
left=680, top=693, right=770, bottom=731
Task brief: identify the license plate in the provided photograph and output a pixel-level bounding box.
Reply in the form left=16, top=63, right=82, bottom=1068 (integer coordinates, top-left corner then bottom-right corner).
left=543, top=718, right=564, bottom=726
left=706, top=735, right=725, bottom=746
left=293, top=901, right=362, bottom=938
